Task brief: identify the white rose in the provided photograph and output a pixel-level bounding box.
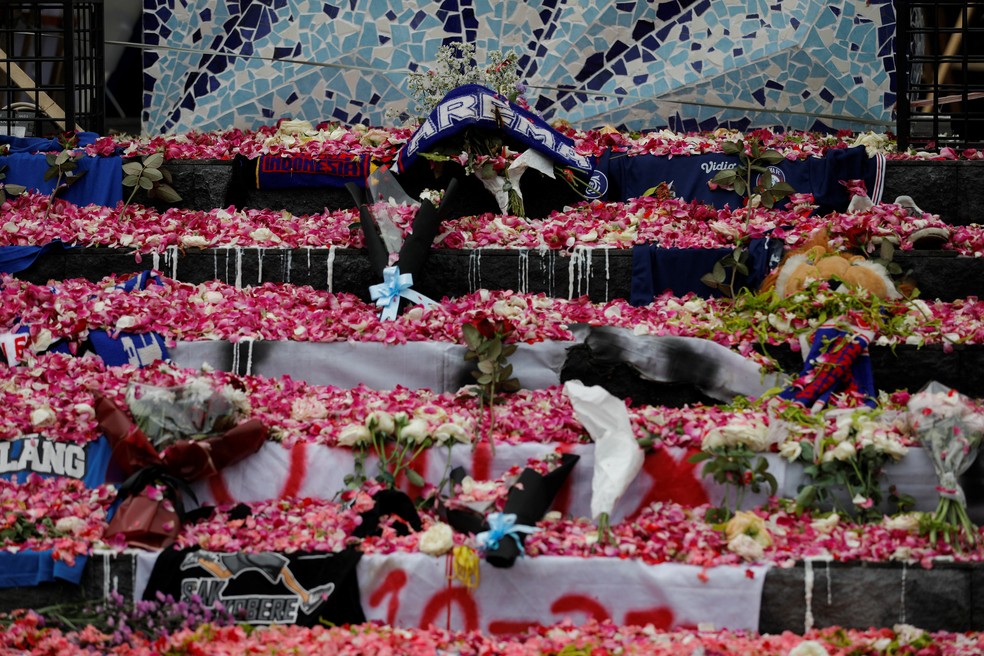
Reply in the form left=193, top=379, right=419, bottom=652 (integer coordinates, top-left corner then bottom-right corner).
left=434, top=422, right=471, bottom=445
left=883, top=513, right=921, bottom=533
left=31, top=329, right=55, bottom=353
left=181, top=234, right=209, bottom=248
left=399, top=418, right=430, bottom=444
left=811, top=514, right=840, bottom=534
left=830, top=441, right=857, bottom=462
left=418, top=522, right=454, bottom=556
left=278, top=118, right=314, bottom=135
left=337, top=424, right=371, bottom=447
left=291, top=397, right=328, bottom=421
left=701, top=427, right=728, bottom=451
left=788, top=640, right=830, bottom=656
left=73, top=402, right=95, bottom=417
left=31, top=406, right=56, bottom=427
left=55, top=516, right=86, bottom=535
left=778, top=440, right=803, bottom=462
left=727, top=533, right=765, bottom=561
left=366, top=410, right=395, bottom=436
left=249, top=227, right=282, bottom=244
left=115, top=316, right=137, bottom=331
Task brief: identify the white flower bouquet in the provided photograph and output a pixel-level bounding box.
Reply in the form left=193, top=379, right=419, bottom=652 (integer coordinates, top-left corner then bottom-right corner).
left=907, top=381, right=984, bottom=546
left=125, top=378, right=240, bottom=451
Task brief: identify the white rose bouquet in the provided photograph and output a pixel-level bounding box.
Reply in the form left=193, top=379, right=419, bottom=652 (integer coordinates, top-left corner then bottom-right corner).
left=907, top=381, right=984, bottom=547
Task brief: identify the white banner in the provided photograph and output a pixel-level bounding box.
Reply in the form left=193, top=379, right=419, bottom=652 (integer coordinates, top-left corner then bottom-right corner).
left=358, top=553, right=770, bottom=632
left=191, top=442, right=941, bottom=519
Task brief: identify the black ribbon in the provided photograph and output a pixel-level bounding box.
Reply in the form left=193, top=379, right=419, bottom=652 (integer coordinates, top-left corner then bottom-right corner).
left=115, top=464, right=200, bottom=522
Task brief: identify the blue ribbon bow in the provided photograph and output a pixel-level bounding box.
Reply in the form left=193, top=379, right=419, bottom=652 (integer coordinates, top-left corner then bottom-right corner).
left=368, top=266, right=435, bottom=321
left=476, top=512, right=539, bottom=554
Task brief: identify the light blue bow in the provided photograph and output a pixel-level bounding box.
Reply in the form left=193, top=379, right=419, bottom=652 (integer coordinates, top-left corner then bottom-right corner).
left=368, top=266, right=435, bottom=321
left=476, top=512, right=539, bottom=554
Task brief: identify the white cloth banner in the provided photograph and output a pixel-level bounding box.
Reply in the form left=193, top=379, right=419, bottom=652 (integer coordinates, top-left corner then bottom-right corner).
left=129, top=550, right=768, bottom=632
left=191, top=441, right=941, bottom=518
left=357, top=553, right=770, bottom=632
left=169, top=340, right=572, bottom=392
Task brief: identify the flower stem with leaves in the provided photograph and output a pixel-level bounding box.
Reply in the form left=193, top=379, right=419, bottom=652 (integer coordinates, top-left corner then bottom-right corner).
left=462, top=316, right=521, bottom=455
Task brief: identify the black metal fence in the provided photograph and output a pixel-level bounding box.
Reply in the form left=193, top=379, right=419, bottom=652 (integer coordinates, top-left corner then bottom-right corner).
left=0, top=0, right=104, bottom=138
left=896, top=1, right=984, bottom=150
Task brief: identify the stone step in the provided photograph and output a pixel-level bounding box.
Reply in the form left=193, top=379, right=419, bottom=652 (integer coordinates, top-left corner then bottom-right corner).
left=132, top=159, right=984, bottom=227
left=15, top=246, right=984, bottom=304
left=0, top=553, right=978, bottom=633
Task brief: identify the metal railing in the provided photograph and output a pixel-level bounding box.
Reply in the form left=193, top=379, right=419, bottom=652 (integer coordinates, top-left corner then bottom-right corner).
left=0, top=1, right=104, bottom=138
left=896, top=1, right=984, bottom=150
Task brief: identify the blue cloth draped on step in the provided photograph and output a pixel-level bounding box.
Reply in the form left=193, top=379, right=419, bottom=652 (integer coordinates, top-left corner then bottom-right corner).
left=0, top=241, right=67, bottom=274
left=593, top=146, right=883, bottom=214
left=0, top=435, right=114, bottom=587
left=1, top=132, right=122, bottom=207
left=630, top=237, right=783, bottom=305
left=0, top=551, right=89, bottom=588
left=0, top=152, right=123, bottom=207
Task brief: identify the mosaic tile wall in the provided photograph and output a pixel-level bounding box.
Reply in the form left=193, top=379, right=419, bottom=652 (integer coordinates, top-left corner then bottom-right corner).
left=142, top=0, right=896, bottom=135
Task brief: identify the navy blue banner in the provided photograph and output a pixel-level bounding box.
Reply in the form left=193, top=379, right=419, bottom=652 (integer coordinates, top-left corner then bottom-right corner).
left=255, top=154, right=371, bottom=189
left=0, top=435, right=112, bottom=489
left=396, top=84, right=595, bottom=175
left=630, top=237, right=783, bottom=305
left=592, top=146, right=883, bottom=214
left=88, top=330, right=169, bottom=368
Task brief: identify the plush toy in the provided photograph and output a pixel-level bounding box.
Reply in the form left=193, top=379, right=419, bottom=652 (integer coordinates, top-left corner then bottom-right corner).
left=761, top=230, right=901, bottom=300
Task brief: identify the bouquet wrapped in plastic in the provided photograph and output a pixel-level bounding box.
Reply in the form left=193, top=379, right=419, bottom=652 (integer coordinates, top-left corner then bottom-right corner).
left=907, top=381, right=984, bottom=547
left=124, top=380, right=239, bottom=451
left=96, top=383, right=268, bottom=550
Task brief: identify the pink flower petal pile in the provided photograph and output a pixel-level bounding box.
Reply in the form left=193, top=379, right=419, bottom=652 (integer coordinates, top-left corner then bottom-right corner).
left=1, top=190, right=973, bottom=254
left=3, top=617, right=982, bottom=655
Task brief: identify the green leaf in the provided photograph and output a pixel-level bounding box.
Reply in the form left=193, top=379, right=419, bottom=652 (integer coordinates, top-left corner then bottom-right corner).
left=139, top=176, right=154, bottom=190
left=122, top=174, right=139, bottom=187
left=770, top=181, right=795, bottom=196
left=880, top=239, right=895, bottom=261
left=144, top=153, right=165, bottom=169
left=700, top=273, right=721, bottom=289
left=55, top=151, right=71, bottom=166
left=711, top=260, right=727, bottom=283
left=142, top=168, right=164, bottom=182
left=721, top=141, right=742, bottom=156
left=122, top=162, right=145, bottom=175
left=501, top=344, right=518, bottom=357
left=796, top=484, right=817, bottom=509
left=499, top=378, right=521, bottom=392
left=477, top=359, right=495, bottom=374
left=734, top=179, right=747, bottom=197
left=476, top=373, right=493, bottom=385
left=4, top=183, right=25, bottom=195
left=712, top=169, right=737, bottom=186
left=153, top=184, right=182, bottom=203
left=759, top=150, right=785, bottom=165
left=405, top=469, right=426, bottom=487
left=462, top=323, right=482, bottom=350
left=45, top=153, right=57, bottom=166
left=43, top=167, right=59, bottom=182
left=487, top=339, right=502, bottom=361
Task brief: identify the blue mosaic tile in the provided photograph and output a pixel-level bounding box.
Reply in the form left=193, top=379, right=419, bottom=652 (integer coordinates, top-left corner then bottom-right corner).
left=142, top=0, right=897, bottom=134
